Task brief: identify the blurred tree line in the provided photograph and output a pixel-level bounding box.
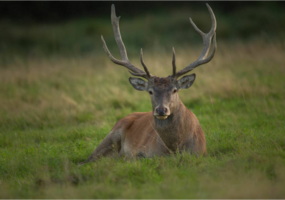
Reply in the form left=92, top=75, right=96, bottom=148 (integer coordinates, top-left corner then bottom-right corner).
left=0, top=1, right=285, bottom=58
left=0, top=1, right=284, bottom=23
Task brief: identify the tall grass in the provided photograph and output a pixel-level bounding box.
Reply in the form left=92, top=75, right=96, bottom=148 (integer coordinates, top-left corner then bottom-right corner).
left=0, top=39, right=284, bottom=198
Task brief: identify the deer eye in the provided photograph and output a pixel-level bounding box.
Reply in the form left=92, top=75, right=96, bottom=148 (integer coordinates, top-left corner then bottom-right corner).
left=149, top=90, right=153, bottom=95
left=173, top=89, right=177, bottom=94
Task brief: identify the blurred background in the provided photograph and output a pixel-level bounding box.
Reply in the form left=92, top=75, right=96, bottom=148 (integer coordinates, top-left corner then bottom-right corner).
left=0, top=1, right=285, bottom=128
left=0, top=1, right=285, bottom=58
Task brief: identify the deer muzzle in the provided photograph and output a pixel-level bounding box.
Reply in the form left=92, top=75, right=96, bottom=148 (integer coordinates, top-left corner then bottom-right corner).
left=154, top=106, right=170, bottom=120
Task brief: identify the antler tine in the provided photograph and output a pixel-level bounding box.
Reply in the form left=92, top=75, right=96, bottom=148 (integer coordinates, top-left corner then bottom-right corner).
left=101, top=4, right=151, bottom=79
left=172, top=47, right=176, bottom=77
left=140, top=48, right=151, bottom=78
left=174, top=3, right=217, bottom=78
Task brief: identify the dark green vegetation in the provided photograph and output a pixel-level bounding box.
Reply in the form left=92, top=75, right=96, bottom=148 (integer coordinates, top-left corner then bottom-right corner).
left=1, top=2, right=285, bottom=57
left=0, top=3, right=285, bottom=198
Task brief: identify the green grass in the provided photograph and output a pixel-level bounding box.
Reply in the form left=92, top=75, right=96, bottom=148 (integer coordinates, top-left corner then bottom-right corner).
left=0, top=7, right=285, bottom=198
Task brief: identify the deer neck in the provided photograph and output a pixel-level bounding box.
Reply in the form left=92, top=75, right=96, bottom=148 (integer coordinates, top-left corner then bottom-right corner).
left=154, top=100, right=189, bottom=151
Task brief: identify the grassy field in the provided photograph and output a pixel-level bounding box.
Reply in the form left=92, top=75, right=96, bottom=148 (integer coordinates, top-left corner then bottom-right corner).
left=0, top=5, right=285, bottom=198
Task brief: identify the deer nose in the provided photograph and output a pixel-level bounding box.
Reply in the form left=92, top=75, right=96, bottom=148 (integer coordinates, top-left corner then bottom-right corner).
left=155, top=107, right=168, bottom=116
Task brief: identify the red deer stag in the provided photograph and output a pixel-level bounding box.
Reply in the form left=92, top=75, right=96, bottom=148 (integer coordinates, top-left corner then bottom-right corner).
left=80, top=3, right=216, bottom=165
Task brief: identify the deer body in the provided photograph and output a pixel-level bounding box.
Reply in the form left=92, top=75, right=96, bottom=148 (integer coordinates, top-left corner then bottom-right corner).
left=80, top=4, right=216, bottom=165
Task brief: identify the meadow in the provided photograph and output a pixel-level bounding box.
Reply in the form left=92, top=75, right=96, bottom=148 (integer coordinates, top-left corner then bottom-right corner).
left=0, top=3, right=285, bottom=198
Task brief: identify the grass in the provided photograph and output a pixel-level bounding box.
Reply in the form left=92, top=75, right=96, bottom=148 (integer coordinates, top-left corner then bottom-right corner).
left=0, top=6, right=285, bottom=198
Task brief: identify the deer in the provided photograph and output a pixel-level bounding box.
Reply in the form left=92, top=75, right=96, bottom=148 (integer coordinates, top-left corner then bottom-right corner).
left=79, top=3, right=217, bottom=165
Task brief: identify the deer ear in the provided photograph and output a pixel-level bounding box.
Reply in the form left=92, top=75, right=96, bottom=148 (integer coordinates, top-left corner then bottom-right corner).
left=177, top=73, right=196, bottom=89
left=129, top=77, right=148, bottom=91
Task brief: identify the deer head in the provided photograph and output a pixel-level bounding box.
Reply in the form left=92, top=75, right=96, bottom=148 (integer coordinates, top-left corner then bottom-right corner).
left=101, top=4, right=217, bottom=120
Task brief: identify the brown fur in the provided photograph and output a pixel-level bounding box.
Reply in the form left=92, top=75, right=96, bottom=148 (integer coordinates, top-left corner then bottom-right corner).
left=80, top=77, right=207, bottom=165
left=152, top=76, right=172, bottom=88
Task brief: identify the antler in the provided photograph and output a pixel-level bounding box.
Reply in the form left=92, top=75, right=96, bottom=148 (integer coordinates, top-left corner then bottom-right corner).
left=173, top=3, right=217, bottom=79
left=101, top=4, right=152, bottom=80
